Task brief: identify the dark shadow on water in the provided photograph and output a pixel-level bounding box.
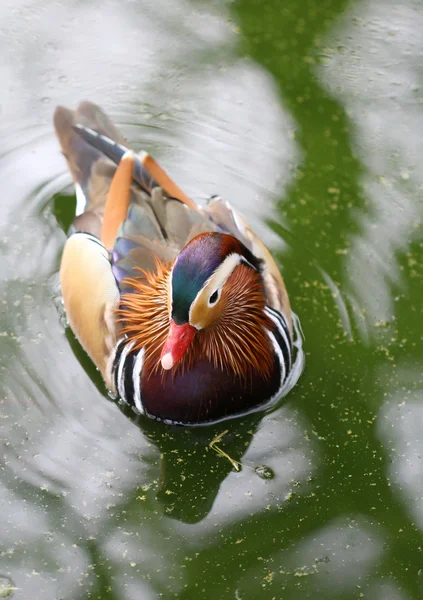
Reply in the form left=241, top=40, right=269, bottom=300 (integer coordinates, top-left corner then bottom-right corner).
left=131, top=412, right=262, bottom=523
left=52, top=191, right=76, bottom=234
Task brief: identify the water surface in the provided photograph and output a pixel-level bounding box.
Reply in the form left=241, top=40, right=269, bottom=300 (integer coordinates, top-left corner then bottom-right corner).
left=1, top=0, right=423, bottom=598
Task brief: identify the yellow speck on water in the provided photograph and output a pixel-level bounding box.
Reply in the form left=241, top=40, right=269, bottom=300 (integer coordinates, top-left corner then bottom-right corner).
left=374, top=320, right=390, bottom=328
left=278, top=564, right=318, bottom=579
left=209, top=430, right=241, bottom=471
left=0, top=584, right=17, bottom=598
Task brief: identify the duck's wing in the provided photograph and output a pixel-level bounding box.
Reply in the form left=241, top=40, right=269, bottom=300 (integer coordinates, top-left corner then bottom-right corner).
left=204, top=196, right=292, bottom=333
left=55, top=102, right=217, bottom=383
left=60, top=231, right=120, bottom=385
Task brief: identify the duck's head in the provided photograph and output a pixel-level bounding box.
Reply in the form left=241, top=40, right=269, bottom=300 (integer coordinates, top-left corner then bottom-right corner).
left=160, top=232, right=263, bottom=370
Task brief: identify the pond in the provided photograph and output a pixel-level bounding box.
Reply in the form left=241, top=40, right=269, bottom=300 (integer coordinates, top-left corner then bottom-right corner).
left=1, top=0, right=423, bottom=598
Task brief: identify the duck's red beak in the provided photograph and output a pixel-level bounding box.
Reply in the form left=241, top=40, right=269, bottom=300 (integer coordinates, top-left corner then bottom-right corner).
left=160, top=320, right=196, bottom=370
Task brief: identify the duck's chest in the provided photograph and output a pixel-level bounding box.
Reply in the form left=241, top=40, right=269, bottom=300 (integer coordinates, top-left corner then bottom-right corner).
left=142, top=358, right=282, bottom=424
left=112, top=324, right=290, bottom=425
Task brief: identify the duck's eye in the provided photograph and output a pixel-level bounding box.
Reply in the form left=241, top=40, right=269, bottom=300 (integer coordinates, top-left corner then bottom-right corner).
left=208, top=289, right=220, bottom=306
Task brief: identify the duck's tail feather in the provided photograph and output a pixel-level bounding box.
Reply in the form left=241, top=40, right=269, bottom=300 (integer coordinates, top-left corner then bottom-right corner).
left=72, top=123, right=158, bottom=198
left=54, top=101, right=129, bottom=236
left=73, top=122, right=198, bottom=210
left=54, top=101, right=127, bottom=196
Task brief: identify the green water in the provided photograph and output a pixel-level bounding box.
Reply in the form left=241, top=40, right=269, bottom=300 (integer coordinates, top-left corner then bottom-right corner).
left=1, top=0, right=423, bottom=598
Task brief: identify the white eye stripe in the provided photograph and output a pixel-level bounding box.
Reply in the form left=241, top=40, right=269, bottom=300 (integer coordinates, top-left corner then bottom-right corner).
left=188, top=251, right=261, bottom=325
left=208, top=252, right=260, bottom=290
left=209, top=253, right=243, bottom=289
left=240, top=256, right=259, bottom=271
left=189, top=253, right=242, bottom=322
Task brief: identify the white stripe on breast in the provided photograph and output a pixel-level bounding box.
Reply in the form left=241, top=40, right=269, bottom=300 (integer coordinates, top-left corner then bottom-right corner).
left=264, top=306, right=292, bottom=366
left=132, top=347, right=145, bottom=414
left=266, top=329, right=286, bottom=390
left=116, top=340, right=135, bottom=403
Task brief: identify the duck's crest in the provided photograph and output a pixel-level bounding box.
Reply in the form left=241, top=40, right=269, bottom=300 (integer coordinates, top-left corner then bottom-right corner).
left=171, top=232, right=263, bottom=324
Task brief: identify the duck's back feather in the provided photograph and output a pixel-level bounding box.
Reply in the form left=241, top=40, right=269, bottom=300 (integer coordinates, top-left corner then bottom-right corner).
left=112, top=192, right=216, bottom=290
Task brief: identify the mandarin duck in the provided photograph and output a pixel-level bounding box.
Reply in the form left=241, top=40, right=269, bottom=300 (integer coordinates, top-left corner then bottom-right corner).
left=54, top=101, right=301, bottom=425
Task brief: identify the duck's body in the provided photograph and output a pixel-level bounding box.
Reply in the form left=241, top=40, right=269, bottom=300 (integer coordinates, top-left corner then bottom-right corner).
left=55, top=101, right=297, bottom=425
